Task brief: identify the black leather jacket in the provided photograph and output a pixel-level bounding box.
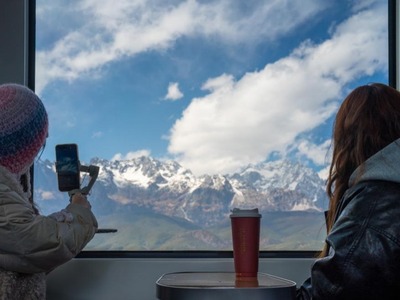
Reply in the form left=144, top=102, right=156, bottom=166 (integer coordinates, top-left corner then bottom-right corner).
left=297, top=180, right=400, bottom=299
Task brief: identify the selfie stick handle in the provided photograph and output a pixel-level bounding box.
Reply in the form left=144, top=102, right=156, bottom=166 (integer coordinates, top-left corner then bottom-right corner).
left=67, top=165, right=117, bottom=234
left=68, top=164, right=99, bottom=197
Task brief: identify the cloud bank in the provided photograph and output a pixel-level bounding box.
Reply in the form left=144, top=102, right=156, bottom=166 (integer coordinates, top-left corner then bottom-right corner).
left=167, top=2, right=387, bottom=175
left=36, top=0, right=387, bottom=175
left=35, top=0, right=326, bottom=94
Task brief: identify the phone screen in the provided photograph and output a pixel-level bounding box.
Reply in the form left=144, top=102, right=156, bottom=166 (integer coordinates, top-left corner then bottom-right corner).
left=55, top=144, right=80, bottom=191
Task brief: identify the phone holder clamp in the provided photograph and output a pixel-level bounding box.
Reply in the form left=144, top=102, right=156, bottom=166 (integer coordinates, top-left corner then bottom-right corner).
left=68, top=163, right=99, bottom=197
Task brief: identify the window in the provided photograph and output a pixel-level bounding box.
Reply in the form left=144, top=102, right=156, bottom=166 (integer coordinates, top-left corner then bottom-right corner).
left=34, top=0, right=389, bottom=251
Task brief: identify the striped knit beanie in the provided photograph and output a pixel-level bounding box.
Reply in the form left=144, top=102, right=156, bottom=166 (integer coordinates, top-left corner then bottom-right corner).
left=0, top=83, right=48, bottom=175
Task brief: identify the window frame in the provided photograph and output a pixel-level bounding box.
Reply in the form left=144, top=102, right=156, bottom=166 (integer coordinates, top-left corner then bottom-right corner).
left=25, top=0, right=398, bottom=258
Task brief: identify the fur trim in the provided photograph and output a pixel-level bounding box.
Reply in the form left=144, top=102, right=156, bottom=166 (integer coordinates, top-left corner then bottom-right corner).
left=0, top=165, right=32, bottom=205
left=0, top=268, right=46, bottom=300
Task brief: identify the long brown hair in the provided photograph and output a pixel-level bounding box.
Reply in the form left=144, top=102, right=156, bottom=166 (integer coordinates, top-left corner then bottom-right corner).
left=322, top=83, right=400, bottom=256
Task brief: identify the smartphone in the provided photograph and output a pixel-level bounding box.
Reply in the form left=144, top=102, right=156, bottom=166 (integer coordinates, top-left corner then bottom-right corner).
left=55, top=144, right=81, bottom=192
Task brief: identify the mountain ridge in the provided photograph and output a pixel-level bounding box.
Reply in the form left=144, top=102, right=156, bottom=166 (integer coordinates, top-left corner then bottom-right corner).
left=34, top=156, right=328, bottom=227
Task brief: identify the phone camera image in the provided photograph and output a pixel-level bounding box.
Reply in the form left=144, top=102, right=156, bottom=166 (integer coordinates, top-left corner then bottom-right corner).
left=55, top=144, right=81, bottom=192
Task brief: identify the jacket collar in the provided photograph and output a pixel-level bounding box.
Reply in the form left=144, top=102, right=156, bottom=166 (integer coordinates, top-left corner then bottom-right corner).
left=349, top=138, right=400, bottom=187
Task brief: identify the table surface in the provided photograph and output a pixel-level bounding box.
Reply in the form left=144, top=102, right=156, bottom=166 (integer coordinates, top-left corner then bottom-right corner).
left=157, top=272, right=295, bottom=288
left=156, top=272, right=296, bottom=300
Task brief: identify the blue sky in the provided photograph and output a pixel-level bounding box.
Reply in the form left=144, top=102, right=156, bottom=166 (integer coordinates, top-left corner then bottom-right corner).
left=35, top=0, right=388, bottom=177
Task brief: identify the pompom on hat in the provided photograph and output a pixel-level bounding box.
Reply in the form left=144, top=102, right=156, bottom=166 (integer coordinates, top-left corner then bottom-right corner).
left=0, top=83, right=48, bottom=175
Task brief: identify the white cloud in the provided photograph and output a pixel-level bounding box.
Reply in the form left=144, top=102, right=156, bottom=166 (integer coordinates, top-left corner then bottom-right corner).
left=287, top=137, right=332, bottom=181
left=297, top=139, right=332, bottom=166
left=111, top=149, right=151, bottom=161
left=165, top=82, right=184, bottom=101
left=92, top=131, right=103, bottom=138
left=39, top=190, right=56, bottom=200
left=318, top=166, right=330, bottom=181
left=352, top=0, right=377, bottom=12
left=167, top=2, right=387, bottom=175
left=35, top=0, right=387, bottom=176
left=35, top=0, right=327, bottom=94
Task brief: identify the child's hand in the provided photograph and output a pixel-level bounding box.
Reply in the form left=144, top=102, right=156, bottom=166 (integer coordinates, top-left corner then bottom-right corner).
left=71, top=192, right=91, bottom=209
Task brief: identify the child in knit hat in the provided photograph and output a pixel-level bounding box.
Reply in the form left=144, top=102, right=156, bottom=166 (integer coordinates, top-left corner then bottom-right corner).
left=0, top=83, right=98, bottom=300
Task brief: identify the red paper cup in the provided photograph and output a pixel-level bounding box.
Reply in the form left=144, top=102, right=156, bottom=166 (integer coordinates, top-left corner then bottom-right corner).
left=230, top=208, right=261, bottom=278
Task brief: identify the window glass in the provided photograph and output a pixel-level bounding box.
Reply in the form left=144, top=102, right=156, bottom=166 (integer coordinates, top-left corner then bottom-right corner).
left=35, top=0, right=388, bottom=251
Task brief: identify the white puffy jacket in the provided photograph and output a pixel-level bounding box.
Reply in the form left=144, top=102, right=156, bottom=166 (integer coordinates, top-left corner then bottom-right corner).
left=0, top=166, right=97, bottom=299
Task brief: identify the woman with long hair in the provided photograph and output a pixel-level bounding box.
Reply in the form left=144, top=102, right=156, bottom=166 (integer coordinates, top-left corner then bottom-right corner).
left=297, top=83, right=400, bottom=299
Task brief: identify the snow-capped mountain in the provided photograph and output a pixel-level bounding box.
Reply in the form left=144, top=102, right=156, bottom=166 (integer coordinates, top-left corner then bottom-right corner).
left=230, top=160, right=327, bottom=212
left=34, top=156, right=328, bottom=227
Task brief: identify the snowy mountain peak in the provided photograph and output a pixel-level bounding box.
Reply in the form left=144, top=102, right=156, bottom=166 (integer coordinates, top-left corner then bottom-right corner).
left=93, top=156, right=196, bottom=191
left=235, top=159, right=321, bottom=191
left=35, top=156, right=328, bottom=226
